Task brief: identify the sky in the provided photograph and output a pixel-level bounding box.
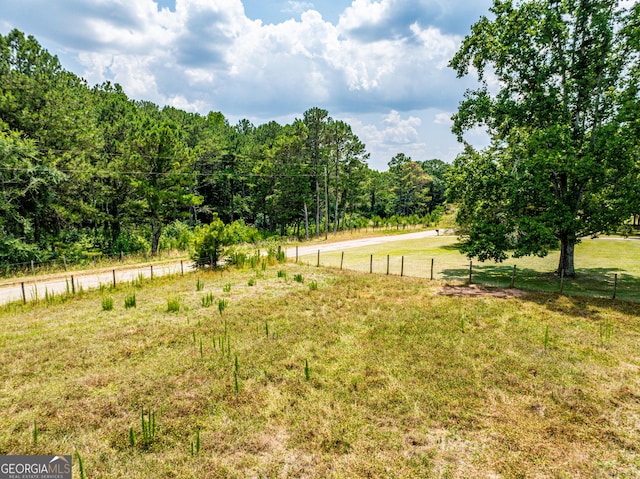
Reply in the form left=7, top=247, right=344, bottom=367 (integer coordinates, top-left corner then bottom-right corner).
left=0, top=0, right=494, bottom=170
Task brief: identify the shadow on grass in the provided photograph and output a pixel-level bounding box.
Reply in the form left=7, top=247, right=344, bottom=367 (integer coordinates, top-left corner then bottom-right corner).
left=438, top=242, right=465, bottom=252
left=439, top=264, right=640, bottom=313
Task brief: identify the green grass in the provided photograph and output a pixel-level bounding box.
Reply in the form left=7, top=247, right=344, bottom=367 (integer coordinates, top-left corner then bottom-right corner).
left=166, top=297, right=180, bottom=313
left=300, top=235, right=640, bottom=302
left=101, top=296, right=114, bottom=311
left=124, top=293, right=136, bottom=309
left=1, top=264, right=639, bottom=477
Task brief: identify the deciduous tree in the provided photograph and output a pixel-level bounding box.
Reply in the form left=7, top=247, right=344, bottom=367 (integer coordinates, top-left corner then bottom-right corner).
left=449, top=0, right=640, bottom=276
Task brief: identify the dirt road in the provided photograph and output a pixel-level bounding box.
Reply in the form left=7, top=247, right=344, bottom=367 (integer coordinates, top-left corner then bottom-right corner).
left=285, top=230, right=440, bottom=258
left=0, top=230, right=441, bottom=306
left=0, top=260, right=195, bottom=306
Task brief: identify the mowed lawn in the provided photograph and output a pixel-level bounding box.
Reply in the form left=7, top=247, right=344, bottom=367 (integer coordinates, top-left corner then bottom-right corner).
left=1, top=262, right=639, bottom=478
left=298, top=235, right=640, bottom=302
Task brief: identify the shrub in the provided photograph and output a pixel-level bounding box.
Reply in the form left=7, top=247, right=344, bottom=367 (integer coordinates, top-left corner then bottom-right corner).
left=102, top=296, right=114, bottom=311
left=124, top=293, right=136, bottom=309
left=167, top=298, right=180, bottom=313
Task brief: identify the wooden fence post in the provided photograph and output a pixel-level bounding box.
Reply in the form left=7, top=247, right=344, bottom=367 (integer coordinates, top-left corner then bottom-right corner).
left=71, top=275, right=75, bottom=294
left=613, top=273, right=618, bottom=299
left=340, top=252, right=344, bottom=270
left=510, top=265, right=516, bottom=288
left=296, top=246, right=299, bottom=263
left=317, top=250, right=320, bottom=267
left=181, top=260, right=184, bottom=276
left=21, top=282, right=26, bottom=304
left=401, top=256, right=404, bottom=277
left=430, top=258, right=434, bottom=281
left=370, top=255, right=373, bottom=274
left=150, top=265, right=154, bottom=279
left=469, top=260, right=473, bottom=284
left=113, top=269, right=117, bottom=288
left=387, top=255, right=390, bottom=275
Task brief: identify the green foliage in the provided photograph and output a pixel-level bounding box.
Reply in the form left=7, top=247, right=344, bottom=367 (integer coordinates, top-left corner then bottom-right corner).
left=218, top=298, right=228, bottom=315
left=102, top=296, right=114, bottom=311
left=167, top=298, right=180, bottom=313
left=599, top=319, right=613, bottom=347
left=75, top=451, right=86, bottom=479
left=0, top=29, right=458, bottom=268
left=191, top=217, right=230, bottom=269
left=543, top=325, right=550, bottom=350
left=111, top=230, right=150, bottom=256
left=228, top=250, right=247, bottom=268
left=124, top=293, right=137, bottom=309
left=139, top=407, right=157, bottom=450
left=192, top=217, right=259, bottom=269
left=196, top=278, right=204, bottom=291
left=448, top=1, right=640, bottom=276
left=308, top=280, right=318, bottom=291
left=294, top=274, right=304, bottom=284
left=190, top=430, right=201, bottom=457
left=388, top=153, right=433, bottom=217
left=201, top=292, right=214, bottom=308
left=159, top=220, right=193, bottom=251
left=304, top=359, right=310, bottom=381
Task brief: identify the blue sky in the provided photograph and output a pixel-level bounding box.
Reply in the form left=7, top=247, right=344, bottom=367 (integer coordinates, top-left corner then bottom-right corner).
left=0, top=0, right=493, bottom=170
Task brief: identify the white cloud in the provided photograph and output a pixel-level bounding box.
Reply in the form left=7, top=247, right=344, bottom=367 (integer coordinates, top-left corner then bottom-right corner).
left=434, top=112, right=453, bottom=126
left=382, top=110, right=421, bottom=144
left=338, top=0, right=390, bottom=32
left=283, top=1, right=315, bottom=16
left=1, top=0, right=494, bottom=168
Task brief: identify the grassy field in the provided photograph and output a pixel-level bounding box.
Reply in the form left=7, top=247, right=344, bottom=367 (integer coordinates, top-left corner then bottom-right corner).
left=1, top=259, right=639, bottom=478
left=298, top=235, right=640, bottom=302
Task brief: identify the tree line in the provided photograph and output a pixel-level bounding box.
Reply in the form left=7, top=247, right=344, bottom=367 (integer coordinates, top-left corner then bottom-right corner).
left=0, top=29, right=449, bottom=267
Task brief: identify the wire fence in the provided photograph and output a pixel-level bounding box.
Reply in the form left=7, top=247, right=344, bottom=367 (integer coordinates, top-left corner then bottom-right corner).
left=295, top=249, right=640, bottom=303
left=0, top=259, right=195, bottom=307
left=0, top=249, right=187, bottom=280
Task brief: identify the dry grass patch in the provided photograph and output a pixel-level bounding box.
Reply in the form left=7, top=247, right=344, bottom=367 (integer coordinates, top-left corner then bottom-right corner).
left=1, top=265, right=639, bottom=478
left=440, top=283, right=528, bottom=299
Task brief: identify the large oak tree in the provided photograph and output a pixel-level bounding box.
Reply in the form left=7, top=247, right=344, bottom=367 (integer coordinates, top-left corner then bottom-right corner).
left=448, top=0, right=640, bottom=276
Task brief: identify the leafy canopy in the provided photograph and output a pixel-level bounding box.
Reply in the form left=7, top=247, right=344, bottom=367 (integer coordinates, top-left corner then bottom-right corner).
left=448, top=0, right=640, bottom=274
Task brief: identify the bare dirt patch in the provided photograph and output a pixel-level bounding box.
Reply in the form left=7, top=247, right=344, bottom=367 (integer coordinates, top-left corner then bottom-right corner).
left=439, top=284, right=527, bottom=299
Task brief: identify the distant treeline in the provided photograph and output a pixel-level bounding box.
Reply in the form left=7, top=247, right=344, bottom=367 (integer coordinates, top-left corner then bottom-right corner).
left=0, top=29, right=450, bottom=266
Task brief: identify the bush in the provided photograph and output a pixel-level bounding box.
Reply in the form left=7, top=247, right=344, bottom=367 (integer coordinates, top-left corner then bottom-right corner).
left=192, top=216, right=261, bottom=269
left=159, top=220, right=193, bottom=251
left=112, top=230, right=150, bottom=255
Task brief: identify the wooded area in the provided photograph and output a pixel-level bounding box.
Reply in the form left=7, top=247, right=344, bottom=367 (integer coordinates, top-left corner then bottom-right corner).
left=0, top=29, right=448, bottom=267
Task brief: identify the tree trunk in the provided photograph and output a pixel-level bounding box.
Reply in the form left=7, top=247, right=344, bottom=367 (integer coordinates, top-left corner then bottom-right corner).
left=303, top=201, right=310, bottom=240
left=151, top=217, right=162, bottom=256
left=315, top=178, right=320, bottom=237
left=324, top=165, right=329, bottom=239
left=557, top=236, right=576, bottom=277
